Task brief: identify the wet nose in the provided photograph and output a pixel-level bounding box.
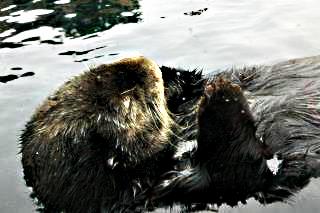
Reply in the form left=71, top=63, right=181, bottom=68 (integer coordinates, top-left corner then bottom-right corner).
left=115, top=71, right=143, bottom=93
left=110, top=56, right=162, bottom=94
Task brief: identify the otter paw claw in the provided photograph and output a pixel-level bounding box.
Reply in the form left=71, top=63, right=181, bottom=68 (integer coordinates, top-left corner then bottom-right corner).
left=203, top=77, right=242, bottom=104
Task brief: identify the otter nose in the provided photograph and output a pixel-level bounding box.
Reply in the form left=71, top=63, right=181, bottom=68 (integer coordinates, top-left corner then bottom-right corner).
left=110, top=56, right=162, bottom=94
left=115, top=70, right=143, bottom=94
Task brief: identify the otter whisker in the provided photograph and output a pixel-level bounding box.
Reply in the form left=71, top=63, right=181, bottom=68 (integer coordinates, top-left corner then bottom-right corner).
left=120, top=86, right=136, bottom=95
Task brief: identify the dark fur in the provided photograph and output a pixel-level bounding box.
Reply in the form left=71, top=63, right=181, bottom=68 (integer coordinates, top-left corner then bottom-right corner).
left=21, top=55, right=320, bottom=212
left=144, top=55, right=320, bottom=211
left=20, top=57, right=205, bottom=213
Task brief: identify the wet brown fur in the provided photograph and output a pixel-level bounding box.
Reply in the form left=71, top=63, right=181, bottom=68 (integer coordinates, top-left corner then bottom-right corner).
left=21, top=55, right=320, bottom=212
left=20, top=56, right=185, bottom=213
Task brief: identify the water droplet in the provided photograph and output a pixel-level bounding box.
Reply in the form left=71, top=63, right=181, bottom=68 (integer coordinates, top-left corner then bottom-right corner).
left=107, top=157, right=114, bottom=167
left=65, top=13, right=76, bottom=19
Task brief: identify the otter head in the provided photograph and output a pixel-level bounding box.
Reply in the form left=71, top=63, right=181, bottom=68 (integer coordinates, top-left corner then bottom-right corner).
left=87, top=56, right=167, bottom=128
left=63, top=56, right=174, bottom=166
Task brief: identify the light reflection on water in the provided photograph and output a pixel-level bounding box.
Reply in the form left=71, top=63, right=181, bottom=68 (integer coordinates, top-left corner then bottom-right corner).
left=1, top=0, right=320, bottom=212
left=0, top=0, right=141, bottom=41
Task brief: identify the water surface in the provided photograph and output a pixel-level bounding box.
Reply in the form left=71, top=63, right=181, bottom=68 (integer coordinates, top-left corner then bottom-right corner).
left=1, top=0, right=320, bottom=212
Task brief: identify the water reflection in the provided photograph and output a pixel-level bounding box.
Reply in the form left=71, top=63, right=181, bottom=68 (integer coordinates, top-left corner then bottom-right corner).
left=1, top=0, right=320, bottom=212
left=0, top=0, right=141, bottom=47
left=184, top=7, right=208, bottom=16
left=0, top=74, right=19, bottom=83
left=0, top=71, right=34, bottom=83
left=58, top=45, right=106, bottom=55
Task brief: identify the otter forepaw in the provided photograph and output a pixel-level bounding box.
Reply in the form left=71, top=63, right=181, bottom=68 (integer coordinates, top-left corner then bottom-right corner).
left=196, top=76, right=257, bottom=163
left=199, top=77, right=244, bottom=115
left=205, top=77, right=241, bottom=102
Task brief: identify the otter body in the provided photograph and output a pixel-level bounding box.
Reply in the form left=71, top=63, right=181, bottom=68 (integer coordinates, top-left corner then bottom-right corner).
left=148, top=55, right=320, bottom=211
left=21, top=55, right=320, bottom=212
left=20, top=57, right=204, bottom=212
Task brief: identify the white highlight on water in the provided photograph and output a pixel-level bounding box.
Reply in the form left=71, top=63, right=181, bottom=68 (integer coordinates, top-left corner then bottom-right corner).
left=0, top=29, right=16, bottom=38
left=120, top=12, right=135, bottom=17
left=65, top=13, right=77, bottom=19
left=54, top=0, right=71, bottom=5
left=4, top=9, right=54, bottom=24
left=0, top=5, right=17, bottom=12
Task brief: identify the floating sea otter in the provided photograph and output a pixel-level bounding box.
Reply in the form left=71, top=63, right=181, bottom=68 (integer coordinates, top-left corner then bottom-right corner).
left=20, top=55, right=320, bottom=212
left=20, top=57, right=191, bottom=212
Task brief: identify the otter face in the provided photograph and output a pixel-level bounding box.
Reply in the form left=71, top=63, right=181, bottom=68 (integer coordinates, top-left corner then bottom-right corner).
left=82, top=57, right=167, bottom=131
left=63, top=56, right=174, bottom=152
left=30, top=56, right=173, bottom=166
left=89, top=57, right=165, bottom=122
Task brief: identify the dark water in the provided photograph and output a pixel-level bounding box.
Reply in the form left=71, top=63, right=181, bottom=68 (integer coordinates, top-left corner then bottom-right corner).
left=1, top=0, right=320, bottom=212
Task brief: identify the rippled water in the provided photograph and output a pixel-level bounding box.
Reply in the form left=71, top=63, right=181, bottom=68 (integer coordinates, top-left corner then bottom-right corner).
left=1, top=0, right=320, bottom=212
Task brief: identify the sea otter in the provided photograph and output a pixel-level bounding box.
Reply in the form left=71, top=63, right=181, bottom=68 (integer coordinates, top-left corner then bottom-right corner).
left=143, top=55, right=320, bottom=211
left=20, top=56, right=204, bottom=213
left=21, top=55, right=320, bottom=212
